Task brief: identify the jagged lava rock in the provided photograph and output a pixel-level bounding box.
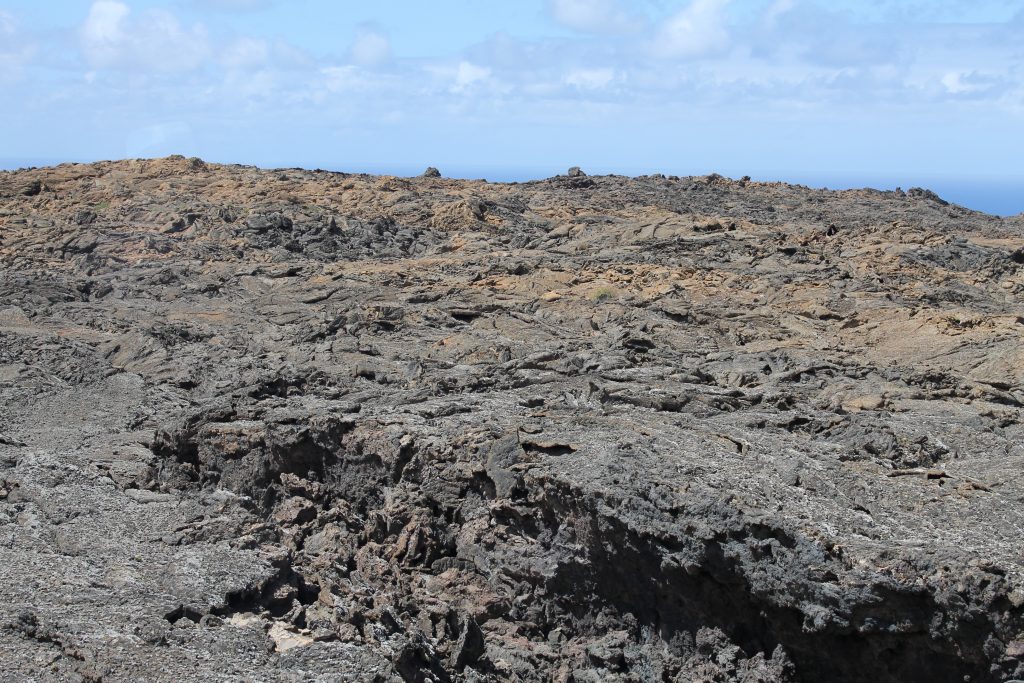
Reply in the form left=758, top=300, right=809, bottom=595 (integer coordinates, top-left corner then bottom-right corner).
left=0, top=157, right=1023, bottom=682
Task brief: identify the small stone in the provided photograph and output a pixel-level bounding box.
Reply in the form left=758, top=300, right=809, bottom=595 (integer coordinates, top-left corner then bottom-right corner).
left=163, top=217, right=188, bottom=234
left=567, top=166, right=585, bottom=177
left=452, top=616, right=485, bottom=670
left=273, top=496, right=317, bottom=525
left=421, top=167, right=441, bottom=178
left=485, top=435, right=524, bottom=498
left=267, top=622, right=314, bottom=652
left=335, top=622, right=360, bottom=642
left=74, top=209, right=97, bottom=225
left=18, top=179, right=42, bottom=196
left=199, top=614, right=224, bottom=628
left=280, top=473, right=325, bottom=499
left=844, top=395, right=886, bottom=411
left=244, top=213, right=292, bottom=232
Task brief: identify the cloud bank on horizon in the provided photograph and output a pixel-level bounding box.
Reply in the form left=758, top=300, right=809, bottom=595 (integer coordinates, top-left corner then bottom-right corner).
left=0, top=0, right=1022, bottom=181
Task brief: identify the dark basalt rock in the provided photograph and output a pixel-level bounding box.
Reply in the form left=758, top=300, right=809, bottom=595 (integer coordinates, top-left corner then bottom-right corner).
left=19, top=179, right=42, bottom=196
left=244, top=212, right=293, bottom=232
left=0, top=156, right=1022, bottom=682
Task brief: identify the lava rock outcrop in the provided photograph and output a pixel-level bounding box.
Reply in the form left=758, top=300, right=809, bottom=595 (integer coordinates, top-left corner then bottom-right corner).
left=1, top=157, right=1023, bottom=682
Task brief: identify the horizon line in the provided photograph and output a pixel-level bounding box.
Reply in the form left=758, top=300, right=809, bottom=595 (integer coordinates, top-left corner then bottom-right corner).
left=3, top=155, right=1022, bottom=217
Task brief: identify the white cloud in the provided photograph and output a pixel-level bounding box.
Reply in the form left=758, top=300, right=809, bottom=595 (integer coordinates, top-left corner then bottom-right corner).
left=221, top=37, right=268, bottom=69
left=653, top=0, right=731, bottom=59
left=222, top=67, right=284, bottom=100
left=0, top=10, right=15, bottom=36
left=350, top=26, right=391, bottom=67
left=761, top=0, right=797, bottom=28
left=939, top=70, right=1004, bottom=98
left=548, top=0, right=644, bottom=35
left=748, top=2, right=902, bottom=68
left=0, top=10, right=37, bottom=84
left=454, top=61, right=491, bottom=90
left=4, top=0, right=1024, bottom=178
left=80, top=1, right=210, bottom=72
left=320, top=65, right=383, bottom=95
left=81, top=0, right=129, bottom=65
left=941, top=71, right=974, bottom=95
left=564, top=67, right=616, bottom=89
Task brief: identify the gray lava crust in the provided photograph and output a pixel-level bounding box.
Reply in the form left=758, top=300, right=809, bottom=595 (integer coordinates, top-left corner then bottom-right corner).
left=1, top=157, right=1023, bottom=682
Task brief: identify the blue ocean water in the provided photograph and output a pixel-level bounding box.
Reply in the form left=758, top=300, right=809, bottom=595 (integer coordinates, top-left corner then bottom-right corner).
left=2, top=158, right=1021, bottom=217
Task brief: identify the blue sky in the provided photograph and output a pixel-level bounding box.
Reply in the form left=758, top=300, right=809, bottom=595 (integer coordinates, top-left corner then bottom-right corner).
left=1, top=1, right=1022, bottom=212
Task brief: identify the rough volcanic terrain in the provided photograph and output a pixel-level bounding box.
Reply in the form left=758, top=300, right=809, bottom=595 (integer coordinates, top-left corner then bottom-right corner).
left=1, top=156, right=1023, bottom=682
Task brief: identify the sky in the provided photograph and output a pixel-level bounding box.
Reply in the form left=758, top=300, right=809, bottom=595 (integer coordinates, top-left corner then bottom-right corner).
left=1, top=0, right=1023, bottom=214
